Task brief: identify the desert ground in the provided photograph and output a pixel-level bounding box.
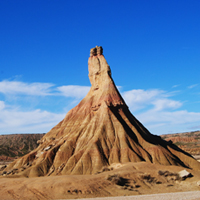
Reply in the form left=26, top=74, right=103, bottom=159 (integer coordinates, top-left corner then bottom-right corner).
left=1, top=132, right=200, bottom=200
left=72, top=191, right=200, bottom=200
left=0, top=162, right=200, bottom=200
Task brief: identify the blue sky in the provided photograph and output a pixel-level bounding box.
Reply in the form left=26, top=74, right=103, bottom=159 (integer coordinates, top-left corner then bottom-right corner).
left=0, top=0, right=200, bottom=135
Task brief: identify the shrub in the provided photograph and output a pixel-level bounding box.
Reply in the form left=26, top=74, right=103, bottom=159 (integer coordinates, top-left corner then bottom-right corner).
left=106, top=174, right=128, bottom=186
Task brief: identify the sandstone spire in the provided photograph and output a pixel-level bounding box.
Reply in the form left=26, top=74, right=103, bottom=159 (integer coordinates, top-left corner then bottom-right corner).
left=2, top=46, right=200, bottom=177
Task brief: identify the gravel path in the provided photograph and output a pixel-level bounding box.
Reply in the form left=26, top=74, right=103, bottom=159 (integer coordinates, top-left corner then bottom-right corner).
left=67, top=191, right=200, bottom=200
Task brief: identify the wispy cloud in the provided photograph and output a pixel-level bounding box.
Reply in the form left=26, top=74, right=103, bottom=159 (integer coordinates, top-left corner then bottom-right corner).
left=0, top=80, right=91, bottom=134
left=122, top=88, right=200, bottom=134
left=172, top=84, right=180, bottom=88
left=188, top=84, right=198, bottom=89
left=0, top=103, right=65, bottom=134
left=57, top=85, right=90, bottom=98
left=122, top=89, right=178, bottom=112
left=0, top=101, right=5, bottom=110
left=137, top=109, right=200, bottom=125
left=122, top=89, right=162, bottom=111
left=0, top=80, right=91, bottom=99
left=0, top=80, right=54, bottom=96
left=0, top=80, right=200, bottom=135
left=152, top=99, right=182, bottom=111
left=136, top=109, right=200, bottom=134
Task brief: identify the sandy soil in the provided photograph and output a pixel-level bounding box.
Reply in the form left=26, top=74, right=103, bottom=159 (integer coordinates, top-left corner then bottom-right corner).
left=0, top=162, right=200, bottom=200
left=69, top=191, right=200, bottom=200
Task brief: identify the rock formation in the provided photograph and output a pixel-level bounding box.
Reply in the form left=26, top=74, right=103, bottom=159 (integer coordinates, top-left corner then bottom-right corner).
left=2, top=46, right=200, bottom=177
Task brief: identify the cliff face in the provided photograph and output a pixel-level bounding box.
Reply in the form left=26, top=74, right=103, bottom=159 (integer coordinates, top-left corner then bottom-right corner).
left=2, top=46, right=200, bottom=177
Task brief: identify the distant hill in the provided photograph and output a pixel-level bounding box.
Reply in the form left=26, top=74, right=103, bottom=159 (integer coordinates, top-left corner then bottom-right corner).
left=0, top=133, right=45, bottom=163
left=161, top=130, right=200, bottom=156
left=0, top=130, right=200, bottom=164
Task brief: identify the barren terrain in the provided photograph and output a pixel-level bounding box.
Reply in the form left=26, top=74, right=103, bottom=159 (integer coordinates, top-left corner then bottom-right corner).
left=74, top=191, right=200, bottom=200
left=1, top=131, right=199, bottom=166
left=161, top=131, right=200, bottom=157
left=0, top=162, right=200, bottom=199
left=1, top=132, right=200, bottom=199
left=0, top=134, right=44, bottom=165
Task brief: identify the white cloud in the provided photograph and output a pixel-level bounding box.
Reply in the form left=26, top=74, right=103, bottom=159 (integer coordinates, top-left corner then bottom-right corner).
left=122, top=89, right=161, bottom=111
left=0, top=101, right=5, bottom=110
left=152, top=99, right=182, bottom=111
left=0, top=106, right=65, bottom=134
left=57, top=85, right=90, bottom=98
left=0, top=81, right=92, bottom=134
left=0, top=80, right=54, bottom=96
left=137, top=109, right=200, bottom=125
left=0, top=80, right=200, bottom=135
left=136, top=109, right=200, bottom=134
left=188, top=84, right=198, bottom=89
left=122, top=89, right=177, bottom=112
left=0, top=80, right=92, bottom=99
left=172, top=84, right=180, bottom=88
left=122, top=88, right=200, bottom=134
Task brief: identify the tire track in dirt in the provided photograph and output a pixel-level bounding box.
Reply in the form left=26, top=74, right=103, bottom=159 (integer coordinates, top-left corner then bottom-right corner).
left=69, top=191, right=200, bottom=200
left=7, top=190, right=20, bottom=200
left=27, top=188, right=51, bottom=200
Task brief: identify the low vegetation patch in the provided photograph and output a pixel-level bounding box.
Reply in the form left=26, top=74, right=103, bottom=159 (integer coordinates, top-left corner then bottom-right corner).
left=139, top=173, right=156, bottom=183
left=158, top=170, right=181, bottom=180
left=106, top=174, right=129, bottom=186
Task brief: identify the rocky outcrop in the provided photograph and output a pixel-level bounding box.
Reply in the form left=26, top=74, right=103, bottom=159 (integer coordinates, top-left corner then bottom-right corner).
left=2, top=46, right=200, bottom=177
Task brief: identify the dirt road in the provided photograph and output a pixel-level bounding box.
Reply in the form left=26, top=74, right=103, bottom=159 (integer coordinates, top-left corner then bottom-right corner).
left=68, top=191, right=200, bottom=200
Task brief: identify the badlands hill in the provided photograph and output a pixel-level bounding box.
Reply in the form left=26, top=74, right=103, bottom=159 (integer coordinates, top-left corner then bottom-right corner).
left=0, top=131, right=199, bottom=164
left=1, top=46, right=200, bottom=178
left=0, top=134, right=44, bottom=163
left=161, top=130, right=200, bottom=157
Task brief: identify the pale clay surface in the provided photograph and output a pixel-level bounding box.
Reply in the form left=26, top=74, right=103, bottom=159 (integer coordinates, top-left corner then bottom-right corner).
left=67, top=191, right=200, bottom=200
